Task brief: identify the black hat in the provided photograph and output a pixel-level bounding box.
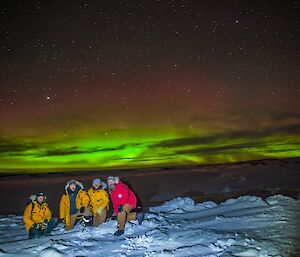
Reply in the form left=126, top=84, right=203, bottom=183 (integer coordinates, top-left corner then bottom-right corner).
left=68, top=179, right=77, bottom=186
left=36, top=192, right=45, bottom=197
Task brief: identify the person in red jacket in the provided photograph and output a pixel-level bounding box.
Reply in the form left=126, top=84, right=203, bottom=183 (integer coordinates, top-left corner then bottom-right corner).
left=107, top=176, right=144, bottom=236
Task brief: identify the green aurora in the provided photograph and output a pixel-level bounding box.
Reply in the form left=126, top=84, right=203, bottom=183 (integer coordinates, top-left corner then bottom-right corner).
left=1, top=122, right=299, bottom=173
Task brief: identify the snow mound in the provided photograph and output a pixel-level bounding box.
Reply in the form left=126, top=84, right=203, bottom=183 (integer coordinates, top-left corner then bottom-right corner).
left=149, top=197, right=195, bottom=213
left=0, top=194, right=299, bottom=256
left=232, top=248, right=262, bottom=257
left=37, top=247, right=63, bottom=257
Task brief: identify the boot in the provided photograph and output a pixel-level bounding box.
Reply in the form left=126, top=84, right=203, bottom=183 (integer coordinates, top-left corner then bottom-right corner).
left=136, top=212, right=144, bottom=225
left=114, top=229, right=124, bottom=236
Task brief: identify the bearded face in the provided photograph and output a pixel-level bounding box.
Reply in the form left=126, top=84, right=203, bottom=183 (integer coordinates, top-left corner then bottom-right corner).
left=108, top=180, right=116, bottom=190
left=69, top=183, right=76, bottom=192
left=93, top=183, right=100, bottom=190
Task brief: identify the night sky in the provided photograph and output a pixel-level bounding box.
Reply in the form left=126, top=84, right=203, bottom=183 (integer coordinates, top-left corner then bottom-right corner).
left=0, top=1, right=299, bottom=172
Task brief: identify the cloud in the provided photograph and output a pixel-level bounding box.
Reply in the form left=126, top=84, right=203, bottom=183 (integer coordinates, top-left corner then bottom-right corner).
left=0, top=137, right=39, bottom=157
left=0, top=135, right=147, bottom=159
left=173, top=142, right=266, bottom=155
left=152, top=124, right=300, bottom=149
left=37, top=142, right=147, bottom=157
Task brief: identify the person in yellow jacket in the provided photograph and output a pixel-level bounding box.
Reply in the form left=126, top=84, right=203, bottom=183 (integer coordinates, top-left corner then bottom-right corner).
left=88, top=178, right=109, bottom=226
left=59, top=179, right=91, bottom=230
left=23, top=192, right=58, bottom=238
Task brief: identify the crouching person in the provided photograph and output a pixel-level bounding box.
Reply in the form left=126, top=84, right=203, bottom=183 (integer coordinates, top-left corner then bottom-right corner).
left=23, top=192, right=58, bottom=239
left=59, top=179, right=91, bottom=230
left=88, top=178, right=109, bottom=226
left=107, top=176, right=144, bottom=236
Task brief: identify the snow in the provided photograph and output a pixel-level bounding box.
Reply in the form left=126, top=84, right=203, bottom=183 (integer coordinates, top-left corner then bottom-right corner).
left=0, top=195, right=299, bottom=256
left=36, top=247, right=63, bottom=257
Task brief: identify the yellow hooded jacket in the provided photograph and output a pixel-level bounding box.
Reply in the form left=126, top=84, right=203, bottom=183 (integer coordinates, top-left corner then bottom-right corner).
left=23, top=197, right=52, bottom=232
left=59, top=180, right=89, bottom=226
left=88, top=187, right=109, bottom=215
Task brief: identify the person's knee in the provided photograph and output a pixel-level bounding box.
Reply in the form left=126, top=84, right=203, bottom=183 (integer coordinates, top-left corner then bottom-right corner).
left=127, top=212, right=136, bottom=221
left=123, top=204, right=133, bottom=212
left=46, top=218, right=58, bottom=231
left=30, top=233, right=39, bottom=239
left=29, top=228, right=41, bottom=239
left=83, top=207, right=93, bottom=217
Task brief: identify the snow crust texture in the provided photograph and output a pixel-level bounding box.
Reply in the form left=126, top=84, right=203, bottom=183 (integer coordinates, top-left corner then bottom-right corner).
left=0, top=195, right=299, bottom=256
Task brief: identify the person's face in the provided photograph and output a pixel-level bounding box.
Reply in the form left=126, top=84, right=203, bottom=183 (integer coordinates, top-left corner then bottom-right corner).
left=37, top=196, right=44, bottom=204
left=108, top=180, right=115, bottom=189
left=93, top=184, right=100, bottom=189
left=69, top=183, right=76, bottom=191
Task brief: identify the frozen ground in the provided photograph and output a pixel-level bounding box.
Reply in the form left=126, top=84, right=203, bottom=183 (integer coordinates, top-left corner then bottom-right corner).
left=0, top=194, right=299, bottom=257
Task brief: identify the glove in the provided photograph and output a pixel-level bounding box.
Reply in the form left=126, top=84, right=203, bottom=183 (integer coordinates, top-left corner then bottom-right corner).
left=34, top=223, right=42, bottom=230
left=96, top=206, right=104, bottom=215
left=40, top=221, right=48, bottom=230
left=117, top=205, right=123, bottom=212
left=31, top=223, right=39, bottom=229
left=80, top=207, right=85, bottom=213
left=111, top=214, right=117, bottom=220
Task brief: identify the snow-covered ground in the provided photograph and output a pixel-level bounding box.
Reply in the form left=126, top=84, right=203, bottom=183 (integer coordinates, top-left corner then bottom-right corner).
left=0, top=195, right=299, bottom=257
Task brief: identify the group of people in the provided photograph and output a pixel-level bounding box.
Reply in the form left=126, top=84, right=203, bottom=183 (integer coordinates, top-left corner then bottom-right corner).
left=23, top=176, right=144, bottom=239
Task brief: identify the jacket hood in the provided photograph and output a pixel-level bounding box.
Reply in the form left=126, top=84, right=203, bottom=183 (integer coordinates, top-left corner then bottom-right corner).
left=29, top=194, right=36, bottom=201
left=65, top=180, right=84, bottom=191
left=94, top=181, right=107, bottom=190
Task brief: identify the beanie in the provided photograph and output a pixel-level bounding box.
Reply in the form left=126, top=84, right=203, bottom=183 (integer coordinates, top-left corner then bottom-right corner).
left=92, top=178, right=101, bottom=186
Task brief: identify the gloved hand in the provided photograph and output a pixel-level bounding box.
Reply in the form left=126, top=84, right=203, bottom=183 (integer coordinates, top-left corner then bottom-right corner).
left=96, top=206, right=104, bottom=215
left=31, top=223, right=39, bottom=229
left=40, top=221, right=48, bottom=230
left=41, top=219, right=48, bottom=226
left=118, top=205, right=123, bottom=213
left=33, top=223, right=42, bottom=230
left=80, top=206, right=85, bottom=213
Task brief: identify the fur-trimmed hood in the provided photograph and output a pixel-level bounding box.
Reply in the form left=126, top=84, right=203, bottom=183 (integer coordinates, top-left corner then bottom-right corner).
left=107, top=176, right=120, bottom=190
left=97, top=181, right=107, bottom=190
left=65, top=180, right=84, bottom=191
left=107, top=176, right=119, bottom=184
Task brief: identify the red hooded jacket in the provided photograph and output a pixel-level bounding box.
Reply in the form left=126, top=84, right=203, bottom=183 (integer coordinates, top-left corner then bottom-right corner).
left=110, top=181, right=137, bottom=214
